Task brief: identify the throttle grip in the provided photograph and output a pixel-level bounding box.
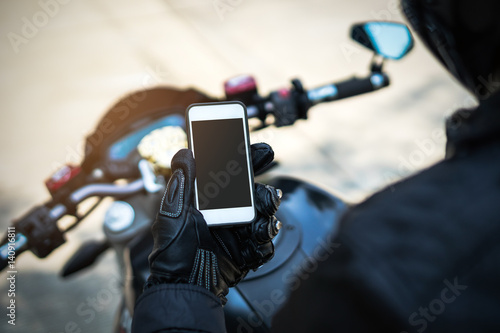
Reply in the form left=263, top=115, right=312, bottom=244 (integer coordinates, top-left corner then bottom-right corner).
left=307, top=73, right=390, bottom=105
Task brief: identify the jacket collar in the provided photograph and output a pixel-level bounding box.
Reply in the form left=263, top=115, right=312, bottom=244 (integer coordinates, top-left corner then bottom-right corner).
left=446, top=92, right=500, bottom=158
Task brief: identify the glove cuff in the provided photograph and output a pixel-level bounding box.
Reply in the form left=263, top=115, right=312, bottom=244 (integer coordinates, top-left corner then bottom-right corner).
left=147, top=248, right=229, bottom=304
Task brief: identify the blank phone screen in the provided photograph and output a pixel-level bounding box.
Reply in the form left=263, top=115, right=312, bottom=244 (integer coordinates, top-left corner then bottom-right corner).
left=191, top=118, right=252, bottom=210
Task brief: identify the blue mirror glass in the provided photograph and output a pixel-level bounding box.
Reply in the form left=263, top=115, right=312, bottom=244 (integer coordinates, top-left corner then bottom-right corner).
left=352, top=22, right=414, bottom=60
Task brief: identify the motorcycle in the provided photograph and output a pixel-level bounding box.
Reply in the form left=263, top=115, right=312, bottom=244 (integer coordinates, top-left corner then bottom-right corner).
left=1, top=21, right=413, bottom=332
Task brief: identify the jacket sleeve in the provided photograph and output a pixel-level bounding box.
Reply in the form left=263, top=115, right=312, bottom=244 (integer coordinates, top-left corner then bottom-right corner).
left=132, top=283, right=226, bottom=333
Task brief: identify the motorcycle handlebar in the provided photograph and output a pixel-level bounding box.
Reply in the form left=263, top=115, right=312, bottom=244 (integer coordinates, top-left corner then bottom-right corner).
left=69, top=179, right=146, bottom=204
left=246, top=72, right=390, bottom=122
left=0, top=177, right=149, bottom=270
left=3, top=72, right=390, bottom=268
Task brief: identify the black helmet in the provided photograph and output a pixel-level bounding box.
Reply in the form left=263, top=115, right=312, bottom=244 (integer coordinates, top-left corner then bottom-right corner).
left=401, top=0, right=500, bottom=99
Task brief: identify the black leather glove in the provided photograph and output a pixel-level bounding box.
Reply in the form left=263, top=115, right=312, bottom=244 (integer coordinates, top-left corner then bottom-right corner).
left=147, top=143, right=281, bottom=304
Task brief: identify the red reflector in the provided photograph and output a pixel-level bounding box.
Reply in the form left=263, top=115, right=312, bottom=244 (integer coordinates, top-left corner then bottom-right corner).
left=45, top=165, right=81, bottom=194
left=224, top=75, right=257, bottom=96
left=278, top=88, right=290, bottom=98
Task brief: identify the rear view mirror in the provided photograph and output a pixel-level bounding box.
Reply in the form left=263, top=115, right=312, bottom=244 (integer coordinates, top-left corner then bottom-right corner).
left=351, top=21, right=414, bottom=60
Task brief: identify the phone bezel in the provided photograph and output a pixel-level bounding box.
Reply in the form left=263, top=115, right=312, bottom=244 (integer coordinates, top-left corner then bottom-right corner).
left=186, top=101, right=256, bottom=226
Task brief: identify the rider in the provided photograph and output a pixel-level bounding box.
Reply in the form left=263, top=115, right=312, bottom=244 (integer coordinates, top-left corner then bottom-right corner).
left=133, top=0, right=500, bottom=332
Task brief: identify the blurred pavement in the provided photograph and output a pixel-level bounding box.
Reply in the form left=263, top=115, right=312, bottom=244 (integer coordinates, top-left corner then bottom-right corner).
left=0, top=0, right=473, bottom=331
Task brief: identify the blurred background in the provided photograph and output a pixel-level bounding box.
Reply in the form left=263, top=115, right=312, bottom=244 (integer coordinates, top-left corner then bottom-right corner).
left=0, top=0, right=473, bottom=331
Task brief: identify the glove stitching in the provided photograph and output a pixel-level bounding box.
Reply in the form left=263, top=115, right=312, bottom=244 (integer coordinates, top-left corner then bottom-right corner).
left=235, top=230, right=243, bottom=244
left=188, top=249, right=219, bottom=293
left=211, top=251, right=218, bottom=288
left=212, top=231, right=233, bottom=260
left=198, top=250, right=206, bottom=288
left=204, top=251, right=209, bottom=290
left=188, top=249, right=201, bottom=285
left=159, top=169, right=185, bottom=218
left=206, top=255, right=212, bottom=291
left=265, top=184, right=279, bottom=212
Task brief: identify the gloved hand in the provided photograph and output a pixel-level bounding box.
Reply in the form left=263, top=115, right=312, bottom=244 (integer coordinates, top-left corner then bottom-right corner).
left=147, top=143, right=282, bottom=304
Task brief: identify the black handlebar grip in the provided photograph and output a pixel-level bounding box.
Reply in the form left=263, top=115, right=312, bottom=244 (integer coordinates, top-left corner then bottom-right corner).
left=307, top=73, right=390, bottom=105
left=335, top=74, right=389, bottom=100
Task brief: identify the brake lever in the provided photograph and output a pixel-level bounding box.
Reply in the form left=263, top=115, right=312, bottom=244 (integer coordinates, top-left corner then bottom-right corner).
left=138, top=159, right=163, bottom=193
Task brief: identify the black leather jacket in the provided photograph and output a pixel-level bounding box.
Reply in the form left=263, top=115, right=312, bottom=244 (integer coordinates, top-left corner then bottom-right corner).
left=133, top=93, right=500, bottom=333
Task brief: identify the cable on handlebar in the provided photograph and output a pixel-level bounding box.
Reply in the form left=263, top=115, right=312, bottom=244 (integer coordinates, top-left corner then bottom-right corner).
left=64, top=197, right=104, bottom=233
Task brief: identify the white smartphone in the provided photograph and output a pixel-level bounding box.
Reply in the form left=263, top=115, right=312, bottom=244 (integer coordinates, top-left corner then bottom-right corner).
left=186, top=101, right=256, bottom=226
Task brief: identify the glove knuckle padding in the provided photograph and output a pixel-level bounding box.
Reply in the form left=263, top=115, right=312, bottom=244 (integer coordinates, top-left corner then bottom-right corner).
left=241, top=238, right=275, bottom=269
left=252, top=216, right=276, bottom=243
left=255, top=183, right=281, bottom=217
